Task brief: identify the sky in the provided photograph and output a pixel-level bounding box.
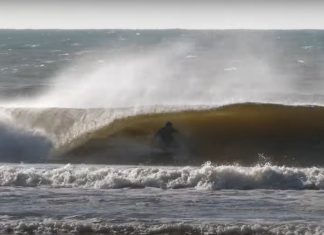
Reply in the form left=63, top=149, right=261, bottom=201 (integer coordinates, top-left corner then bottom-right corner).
left=0, top=0, right=323, bottom=30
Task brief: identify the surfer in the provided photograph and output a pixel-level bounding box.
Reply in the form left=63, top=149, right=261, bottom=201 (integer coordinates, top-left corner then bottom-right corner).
left=152, top=122, right=179, bottom=150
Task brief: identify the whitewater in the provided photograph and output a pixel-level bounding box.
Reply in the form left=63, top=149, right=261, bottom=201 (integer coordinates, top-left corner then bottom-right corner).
left=1, top=29, right=324, bottom=234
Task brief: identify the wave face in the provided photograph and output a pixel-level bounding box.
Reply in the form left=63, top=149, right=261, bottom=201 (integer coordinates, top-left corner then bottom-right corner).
left=1, top=163, right=323, bottom=190
left=3, top=102, right=324, bottom=166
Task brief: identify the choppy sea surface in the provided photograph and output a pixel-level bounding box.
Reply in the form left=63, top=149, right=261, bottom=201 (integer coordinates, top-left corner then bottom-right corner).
left=1, top=29, right=324, bottom=234
left=1, top=163, right=324, bottom=234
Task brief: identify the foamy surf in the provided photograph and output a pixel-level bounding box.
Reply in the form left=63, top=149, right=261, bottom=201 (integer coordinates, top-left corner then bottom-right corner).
left=1, top=163, right=323, bottom=190
left=1, top=221, right=323, bottom=235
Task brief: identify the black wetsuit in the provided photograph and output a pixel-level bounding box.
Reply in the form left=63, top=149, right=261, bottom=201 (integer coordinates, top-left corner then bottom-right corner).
left=153, top=126, right=178, bottom=150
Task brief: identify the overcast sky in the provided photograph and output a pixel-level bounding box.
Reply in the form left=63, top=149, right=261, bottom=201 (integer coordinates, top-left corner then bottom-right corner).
left=0, top=0, right=323, bottom=29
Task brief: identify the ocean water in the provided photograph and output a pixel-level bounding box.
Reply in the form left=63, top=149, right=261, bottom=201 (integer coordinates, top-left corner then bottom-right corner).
left=1, top=29, right=324, bottom=234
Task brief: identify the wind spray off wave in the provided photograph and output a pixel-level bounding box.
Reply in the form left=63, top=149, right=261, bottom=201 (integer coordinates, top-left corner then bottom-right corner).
left=1, top=31, right=324, bottom=166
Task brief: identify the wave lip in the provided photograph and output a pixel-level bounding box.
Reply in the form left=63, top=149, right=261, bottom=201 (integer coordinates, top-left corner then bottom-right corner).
left=1, top=163, right=323, bottom=190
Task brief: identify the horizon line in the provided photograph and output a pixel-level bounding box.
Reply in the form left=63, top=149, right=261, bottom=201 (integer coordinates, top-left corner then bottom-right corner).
left=1, top=28, right=324, bottom=31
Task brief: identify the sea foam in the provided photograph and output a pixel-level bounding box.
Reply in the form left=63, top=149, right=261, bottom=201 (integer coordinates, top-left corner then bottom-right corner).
left=0, top=163, right=323, bottom=190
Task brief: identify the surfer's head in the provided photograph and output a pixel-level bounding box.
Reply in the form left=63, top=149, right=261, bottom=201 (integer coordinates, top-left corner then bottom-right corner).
left=166, top=122, right=173, bottom=127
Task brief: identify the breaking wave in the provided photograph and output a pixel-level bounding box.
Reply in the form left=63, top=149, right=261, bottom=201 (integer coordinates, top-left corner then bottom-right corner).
left=1, top=163, right=323, bottom=190
left=0, top=111, right=52, bottom=163
left=3, top=102, right=324, bottom=166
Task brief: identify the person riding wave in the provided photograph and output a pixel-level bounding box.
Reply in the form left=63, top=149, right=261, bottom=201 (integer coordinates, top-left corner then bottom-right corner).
left=152, top=122, right=179, bottom=151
